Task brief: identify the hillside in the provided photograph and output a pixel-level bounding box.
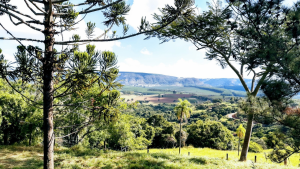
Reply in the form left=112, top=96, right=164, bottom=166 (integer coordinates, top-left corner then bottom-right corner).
left=117, top=72, right=253, bottom=91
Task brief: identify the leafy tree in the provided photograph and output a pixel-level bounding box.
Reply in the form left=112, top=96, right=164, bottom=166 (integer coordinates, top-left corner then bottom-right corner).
left=187, top=120, right=234, bottom=150
left=148, top=0, right=300, bottom=161
left=0, top=81, right=42, bottom=145
left=146, top=115, right=176, bottom=148
left=0, top=0, right=194, bottom=167
left=174, top=98, right=192, bottom=154
left=107, top=114, right=152, bottom=150
left=212, top=98, right=223, bottom=103
left=175, top=130, right=188, bottom=147
left=248, top=141, right=263, bottom=153
left=236, top=124, right=245, bottom=156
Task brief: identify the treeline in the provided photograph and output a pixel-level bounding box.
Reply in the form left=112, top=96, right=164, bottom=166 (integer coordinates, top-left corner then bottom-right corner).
left=148, top=89, right=171, bottom=92
left=0, top=79, right=296, bottom=158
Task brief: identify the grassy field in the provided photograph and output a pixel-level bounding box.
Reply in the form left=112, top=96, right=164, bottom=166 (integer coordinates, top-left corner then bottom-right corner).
left=0, top=145, right=299, bottom=169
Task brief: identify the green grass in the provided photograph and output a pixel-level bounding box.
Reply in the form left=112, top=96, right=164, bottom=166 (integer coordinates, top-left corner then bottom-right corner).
left=1, top=145, right=299, bottom=169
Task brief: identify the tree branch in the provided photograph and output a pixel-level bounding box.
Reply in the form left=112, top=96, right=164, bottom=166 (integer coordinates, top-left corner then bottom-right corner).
left=25, top=0, right=47, bottom=15
left=0, top=8, right=43, bottom=32
left=78, top=0, right=123, bottom=15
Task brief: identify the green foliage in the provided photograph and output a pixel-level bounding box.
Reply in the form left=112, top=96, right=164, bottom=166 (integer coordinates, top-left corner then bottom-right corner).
left=195, top=104, right=207, bottom=110
left=174, top=99, right=192, bottom=121
left=175, top=130, right=188, bottom=147
left=265, top=132, right=285, bottom=149
left=0, top=80, right=42, bottom=145
left=106, top=114, right=152, bottom=150
left=236, top=124, right=245, bottom=139
left=146, top=115, right=176, bottom=148
left=126, top=104, right=177, bottom=121
left=187, top=120, right=234, bottom=150
left=212, top=98, right=222, bottom=103
left=248, top=141, right=263, bottom=153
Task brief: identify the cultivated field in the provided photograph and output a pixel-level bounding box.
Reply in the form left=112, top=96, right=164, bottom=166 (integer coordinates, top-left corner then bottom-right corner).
left=122, top=94, right=196, bottom=104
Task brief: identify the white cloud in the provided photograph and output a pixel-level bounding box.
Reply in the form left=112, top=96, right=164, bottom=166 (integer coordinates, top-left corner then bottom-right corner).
left=118, top=58, right=254, bottom=79
left=126, top=0, right=174, bottom=31
left=188, top=45, right=197, bottom=51
left=2, top=52, right=15, bottom=63
left=140, top=48, right=152, bottom=55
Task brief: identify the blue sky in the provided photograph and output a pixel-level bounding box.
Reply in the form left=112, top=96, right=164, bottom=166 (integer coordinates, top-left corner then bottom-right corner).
left=0, top=0, right=297, bottom=78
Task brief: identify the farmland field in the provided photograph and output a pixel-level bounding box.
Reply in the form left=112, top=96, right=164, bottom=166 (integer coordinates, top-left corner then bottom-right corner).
left=121, top=94, right=196, bottom=104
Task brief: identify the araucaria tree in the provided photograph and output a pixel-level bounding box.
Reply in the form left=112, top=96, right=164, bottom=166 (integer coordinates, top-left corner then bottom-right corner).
left=174, top=98, right=192, bottom=154
left=149, top=0, right=298, bottom=161
left=0, top=0, right=194, bottom=168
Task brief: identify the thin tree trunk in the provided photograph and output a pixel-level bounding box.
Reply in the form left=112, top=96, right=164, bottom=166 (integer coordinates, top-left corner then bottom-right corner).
left=3, top=129, right=8, bottom=145
left=43, top=2, right=55, bottom=168
left=29, top=132, right=32, bottom=146
left=238, top=138, right=240, bottom=156
left=239, top=112, right=254, bottom=161
left=179, top=113, right=182, bottom=155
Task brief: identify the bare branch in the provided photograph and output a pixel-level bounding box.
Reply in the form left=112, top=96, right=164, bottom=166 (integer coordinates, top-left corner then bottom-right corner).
left=0, top=37, right=44, bottom=43
left=78, top=0, right=123, bottom=14
left=53, top=2, right=89, bottom=8
left=0, top=23, right=43, bottom=61
left=26, top=0, right=47, bottom=15
left=29, top=0, right=44, bottom=3
left=0, top=3, right=44, bottom=21
left=54, top=16, right=178, bottom=45
left=250, top=69, right=256, bottom=92
left=0, top=8, right=43, bottom=32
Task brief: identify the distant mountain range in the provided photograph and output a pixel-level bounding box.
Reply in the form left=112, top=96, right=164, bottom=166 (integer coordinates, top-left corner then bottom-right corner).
left=117, top=72, right=253, bottom=91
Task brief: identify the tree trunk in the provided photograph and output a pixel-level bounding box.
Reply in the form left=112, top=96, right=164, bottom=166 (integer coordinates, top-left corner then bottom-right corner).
left=29, top=132, right=32, bottom=146
left=3, top=128, right=8, bottom=145
left=43, top=2, right=55, bottom=169
left=238, top=138, right=240, bottom=156
left=239, top=112, right=254, bottom=161
left=284, top=158, right=287, bottom=165
left=179, top=113, right=182, bottom=155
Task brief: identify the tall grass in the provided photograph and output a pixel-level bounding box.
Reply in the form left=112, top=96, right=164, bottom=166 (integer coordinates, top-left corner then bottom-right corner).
left=0, top=145, right=299, bottom=169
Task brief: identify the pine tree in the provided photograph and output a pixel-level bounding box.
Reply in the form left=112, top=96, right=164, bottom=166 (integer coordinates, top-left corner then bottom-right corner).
left=148, top=0, right=300, bottom=161
left=0, top=0, right=194, bottom=168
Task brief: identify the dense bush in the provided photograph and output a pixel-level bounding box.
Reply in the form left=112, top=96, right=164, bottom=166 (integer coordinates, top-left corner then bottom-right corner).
left=175, top=130, right=188, bottom=147
left=251, top=137, right=267, bottom=149
left=248, top=141, right=263, bottom=153
left=186, top=120, right=234, bottom=150
left=147, top=115, right=176, bottom=148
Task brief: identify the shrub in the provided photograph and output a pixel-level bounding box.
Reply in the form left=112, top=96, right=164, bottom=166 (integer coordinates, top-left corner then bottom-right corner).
left=248, top=141, right=263, bottom=153
left=186, top=120, right=234, bottom=150
left=175, top=130, right=188, bottom=147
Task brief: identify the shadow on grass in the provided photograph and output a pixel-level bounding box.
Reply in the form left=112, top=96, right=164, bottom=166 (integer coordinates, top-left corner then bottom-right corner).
left=0, top=157, right=43, bottom=169
left=189, top=157, right=208, bottom=165
left=124, top=152, right=172, bottom=160
left=127, top=159, right=170, bottom=169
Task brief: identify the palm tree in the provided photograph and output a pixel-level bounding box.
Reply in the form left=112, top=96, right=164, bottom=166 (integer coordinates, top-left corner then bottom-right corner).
left=174, top=98, right=192, bottom=154
left=236, top=124, right=246, bottom=156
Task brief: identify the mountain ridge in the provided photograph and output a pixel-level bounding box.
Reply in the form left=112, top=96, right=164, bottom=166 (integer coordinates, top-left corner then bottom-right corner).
left=117, top=71, right=253, bottom=90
